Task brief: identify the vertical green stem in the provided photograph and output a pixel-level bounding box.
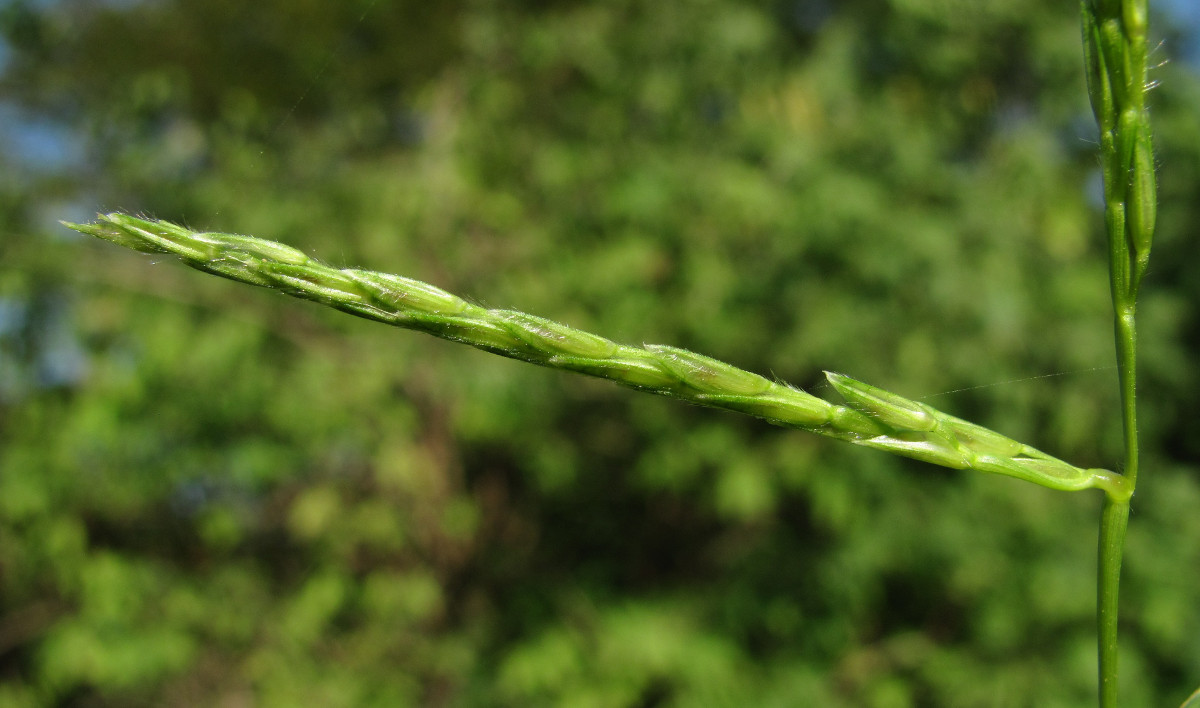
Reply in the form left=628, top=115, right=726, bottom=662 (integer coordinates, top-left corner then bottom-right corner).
left=1097, top=304, right=1138, bottom=708
left=1113, top=308, right=1139, bottom=490
left=1098, top=496, right=1131, bottom=708
left=1082, top=0, right=1152, bottom=701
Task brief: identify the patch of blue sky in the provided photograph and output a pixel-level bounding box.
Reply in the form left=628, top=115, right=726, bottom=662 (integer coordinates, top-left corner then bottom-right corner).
left=1159, top=0, right=1200, bottom=67
left=0, top=103, right=86, bottom=172
left=0, top=295, right=90, bottom=401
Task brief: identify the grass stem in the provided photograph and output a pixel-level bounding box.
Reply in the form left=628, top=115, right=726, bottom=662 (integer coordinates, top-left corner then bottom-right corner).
left=1083, top=0, right=1152, bottom=700
left=1098, top=496, right=1131, bottom=708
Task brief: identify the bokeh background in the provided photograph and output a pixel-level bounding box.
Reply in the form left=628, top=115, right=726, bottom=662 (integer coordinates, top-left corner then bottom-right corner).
left=2, top=1, right=1199, bottom=706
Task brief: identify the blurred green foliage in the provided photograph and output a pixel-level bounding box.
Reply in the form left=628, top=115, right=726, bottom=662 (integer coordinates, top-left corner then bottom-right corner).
left=1, top=0, right=1198, bottom=706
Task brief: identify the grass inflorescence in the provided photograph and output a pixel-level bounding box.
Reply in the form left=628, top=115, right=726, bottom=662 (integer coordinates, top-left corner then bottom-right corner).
left=65, top=213, right=1128, bottom=500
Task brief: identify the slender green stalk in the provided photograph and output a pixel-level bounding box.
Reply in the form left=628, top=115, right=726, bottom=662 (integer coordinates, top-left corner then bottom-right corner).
left=64, top=213, right=1128, bottom=500
left=1098, top=497, right=1130, bottom=707
left=1080, top=0, right=1155, bottom=703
